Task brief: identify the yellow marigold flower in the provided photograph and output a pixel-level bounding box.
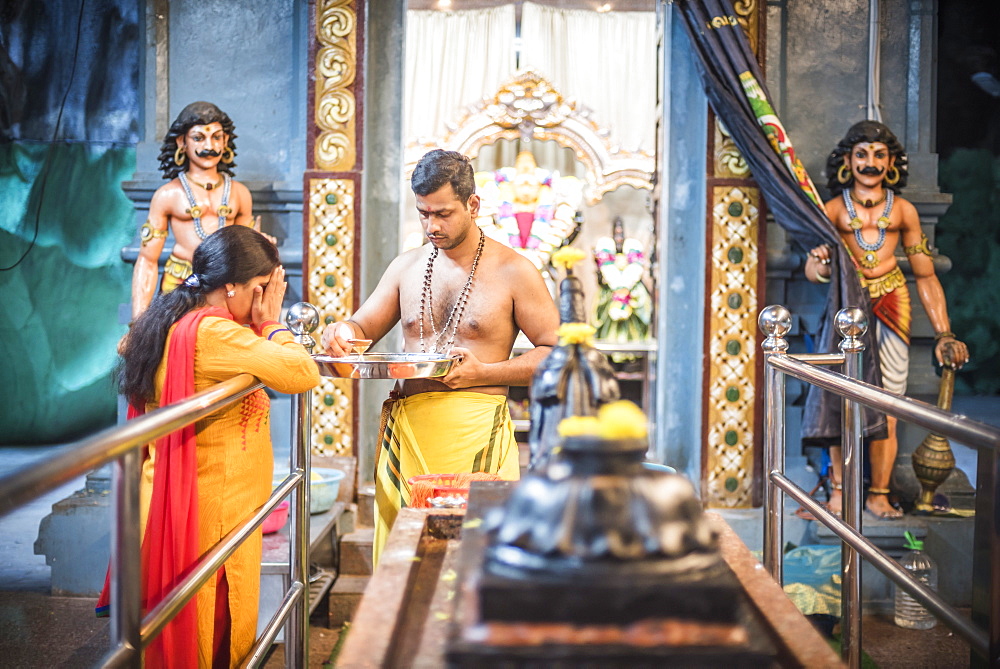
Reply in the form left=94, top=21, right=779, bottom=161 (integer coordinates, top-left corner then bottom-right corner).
left=552, top=246, right=587, bottom=270
left=557, top=415, right=600, bottom=437
left=558, top=322, right=595, bottom=345
left=597, top=400, right=648, bottom=439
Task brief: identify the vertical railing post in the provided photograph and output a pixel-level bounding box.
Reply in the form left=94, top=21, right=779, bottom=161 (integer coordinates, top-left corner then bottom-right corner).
left=285, top=303, right=320, bottom=669
left=836, top=307, right=867, bottom=669
left=972, top=445, right=1000, bottom=667
left=759, top=305, right=791, bottom=584
left=111, top=449, right=143, bottom=666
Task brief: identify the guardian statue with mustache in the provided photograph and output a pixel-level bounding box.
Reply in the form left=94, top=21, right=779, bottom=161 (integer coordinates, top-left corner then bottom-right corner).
left=804, top=120, right=968, bottom=520
left=130, top=101, right=256, bottom=319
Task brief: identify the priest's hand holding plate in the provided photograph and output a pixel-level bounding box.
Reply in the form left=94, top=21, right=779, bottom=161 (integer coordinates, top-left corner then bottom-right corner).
left=439, top=346, right=478, bottom=389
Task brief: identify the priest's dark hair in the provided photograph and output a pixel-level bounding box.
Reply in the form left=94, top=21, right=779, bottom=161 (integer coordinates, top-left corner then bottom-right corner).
left=411, top=149, right=476, bottom=204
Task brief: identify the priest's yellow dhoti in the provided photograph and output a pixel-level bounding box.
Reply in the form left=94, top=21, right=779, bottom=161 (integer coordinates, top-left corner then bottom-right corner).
left=373, top=392, right=520, bottom=565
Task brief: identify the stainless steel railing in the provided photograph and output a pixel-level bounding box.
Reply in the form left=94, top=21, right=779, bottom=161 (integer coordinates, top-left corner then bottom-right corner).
left=0, top=303, right=322, bottom=668
left=759, top=304, right=1000, bottom=668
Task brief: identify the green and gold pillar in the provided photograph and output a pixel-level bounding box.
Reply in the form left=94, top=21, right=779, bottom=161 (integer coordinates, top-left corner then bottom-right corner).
left=305, top=0, right=364, bottom=456
left=702, top=3, right=766, bottom=507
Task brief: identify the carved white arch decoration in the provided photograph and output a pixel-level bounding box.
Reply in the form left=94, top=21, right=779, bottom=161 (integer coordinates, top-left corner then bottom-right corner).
left=404, top=70, right=655, bottom=205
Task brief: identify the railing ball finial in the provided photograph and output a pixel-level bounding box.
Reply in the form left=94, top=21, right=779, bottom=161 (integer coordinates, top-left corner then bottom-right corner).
left=286, top=302, right=320, bottom=350
left=759, top=305, right=791, bottom=353
left=835, top=307, right=867, bottom=352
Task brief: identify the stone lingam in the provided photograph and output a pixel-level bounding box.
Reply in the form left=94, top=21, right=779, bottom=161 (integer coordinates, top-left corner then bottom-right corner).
left=527, top=246, right=619, bottom=471
left=446, top=402, right=776, bottom=666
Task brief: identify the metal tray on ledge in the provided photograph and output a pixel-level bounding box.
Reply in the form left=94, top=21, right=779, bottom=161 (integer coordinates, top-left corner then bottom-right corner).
left=312, top=353, right=456, bottom=379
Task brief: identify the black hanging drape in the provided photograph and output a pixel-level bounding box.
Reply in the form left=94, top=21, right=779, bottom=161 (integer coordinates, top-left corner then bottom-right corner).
left=674, top=0, right=885, bottom=443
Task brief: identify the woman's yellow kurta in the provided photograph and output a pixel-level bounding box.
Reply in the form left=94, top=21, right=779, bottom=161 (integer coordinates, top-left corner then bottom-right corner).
left=139, top=318, right=319, bottom=668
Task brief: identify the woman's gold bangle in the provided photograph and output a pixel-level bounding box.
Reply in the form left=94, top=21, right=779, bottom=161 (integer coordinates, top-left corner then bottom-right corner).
left=934, top=331, right=956, bottom=341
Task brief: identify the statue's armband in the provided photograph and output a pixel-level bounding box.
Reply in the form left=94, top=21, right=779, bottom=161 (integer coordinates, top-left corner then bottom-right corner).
left=139, top=220, right=168, bottom=247
left=904, top=233, right=932, bottom=257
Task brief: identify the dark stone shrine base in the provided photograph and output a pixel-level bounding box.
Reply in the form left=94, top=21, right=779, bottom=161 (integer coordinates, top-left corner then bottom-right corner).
left=447, top=482, right=777, bottom=667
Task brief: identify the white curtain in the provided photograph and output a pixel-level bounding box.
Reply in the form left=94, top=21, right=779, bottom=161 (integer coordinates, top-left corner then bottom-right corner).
left=519, top=2, right=657, bottom=154
left=400, top=3, right=658, bottom=266
left=404, top=6, right=517, bottom=145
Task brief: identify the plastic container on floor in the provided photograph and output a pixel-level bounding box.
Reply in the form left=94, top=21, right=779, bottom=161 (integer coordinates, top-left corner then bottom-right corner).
left=262, top=500, right=290, bottom=534
left=894, top=530, right=938, bottom=630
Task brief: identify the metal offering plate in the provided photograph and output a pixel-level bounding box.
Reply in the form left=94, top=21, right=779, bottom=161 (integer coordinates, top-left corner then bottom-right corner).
left=312, top=352, right=456, bottom=379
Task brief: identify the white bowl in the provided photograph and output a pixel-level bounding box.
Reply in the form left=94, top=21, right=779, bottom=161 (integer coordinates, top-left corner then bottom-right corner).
left=273, top=467, right=346, bottom=514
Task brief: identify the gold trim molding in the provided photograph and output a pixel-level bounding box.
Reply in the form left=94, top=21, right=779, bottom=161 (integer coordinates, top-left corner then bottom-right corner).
left=405, top=69, right=654, bottom=205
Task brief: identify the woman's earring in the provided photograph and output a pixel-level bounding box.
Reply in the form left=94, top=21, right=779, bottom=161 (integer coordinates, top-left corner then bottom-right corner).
left=226, top=290, right=235, bottom=298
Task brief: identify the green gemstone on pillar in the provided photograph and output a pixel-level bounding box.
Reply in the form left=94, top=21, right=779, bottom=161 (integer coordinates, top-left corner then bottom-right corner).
left=325, top=193, right=338, bottom=205
left=728, top=201, right=743, bottom=217
left=726, top=339, right=741, bottom=356
left=726, top=386, right=740, bottom=402
left=324, top=434, right=334, bottom=445
left=325, top=275, right=336, bottom=288
left=324, top=394, right=334, bottom=407
left=725, top=477, right=739, bottom=492
left=728, top=293, right=742, bottom=309
left=325, top=233, right=338, bottom=246
left=728, top=246, right=744, bottom=264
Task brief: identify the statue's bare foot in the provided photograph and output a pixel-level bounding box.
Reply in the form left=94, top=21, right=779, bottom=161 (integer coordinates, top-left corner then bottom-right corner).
left=827, top=489, right=842, bottom=517
left=865, top=493, right=903, bottom=519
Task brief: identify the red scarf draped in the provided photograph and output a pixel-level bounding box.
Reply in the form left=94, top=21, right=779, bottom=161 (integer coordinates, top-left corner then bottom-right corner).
left=97, top=306, right=234, bottom=668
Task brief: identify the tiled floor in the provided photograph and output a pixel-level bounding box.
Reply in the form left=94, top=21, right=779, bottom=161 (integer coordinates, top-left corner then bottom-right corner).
left=0, top=445, right=108, bottom=667
left=0, top=590, right=109, bottom=668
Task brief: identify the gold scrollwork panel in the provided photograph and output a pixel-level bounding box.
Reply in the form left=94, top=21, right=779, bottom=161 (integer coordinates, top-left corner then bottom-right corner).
left=308, top=178, right=356, bottom=456
left=714, top=119, right=750, bottom=179
left=314, top=0, right=357, bottom=171
left=733, top=0, right=760, bottom=55
left=705, top=186, right=760, bottom=507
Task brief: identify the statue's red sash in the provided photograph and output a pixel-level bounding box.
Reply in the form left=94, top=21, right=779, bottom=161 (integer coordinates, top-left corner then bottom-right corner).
left=871, top=283, right=911, bottom=346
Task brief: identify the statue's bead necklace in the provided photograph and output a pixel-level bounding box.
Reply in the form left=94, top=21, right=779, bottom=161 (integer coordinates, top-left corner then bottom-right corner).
left=844, top=188, right=893, bottom=269
left=418, top=229, right=485, bottom=354
left=179, top=171, right=233, bottom=240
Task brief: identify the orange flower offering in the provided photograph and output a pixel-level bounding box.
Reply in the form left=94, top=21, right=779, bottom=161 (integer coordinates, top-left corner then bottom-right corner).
left=407, top=472, right=503, bottom=508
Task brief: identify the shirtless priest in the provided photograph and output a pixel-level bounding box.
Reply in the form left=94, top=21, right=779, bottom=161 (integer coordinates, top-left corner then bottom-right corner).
left=805, top=121, right=968, bottom=519
left=320, top=149, right=559, bottom=564
left=131, top=101, right=254, bottom=319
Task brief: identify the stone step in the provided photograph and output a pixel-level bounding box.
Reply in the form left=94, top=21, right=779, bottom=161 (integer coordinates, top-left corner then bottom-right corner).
left=357, top=484, right=375, bottom=527
left=328, top=574, right=370, bottom=627
left=339, top=528, right=374, bottom=576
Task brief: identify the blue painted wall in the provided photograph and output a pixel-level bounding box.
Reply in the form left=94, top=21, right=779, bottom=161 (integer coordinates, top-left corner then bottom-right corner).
left=0, top=0, right=140, bottom=443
